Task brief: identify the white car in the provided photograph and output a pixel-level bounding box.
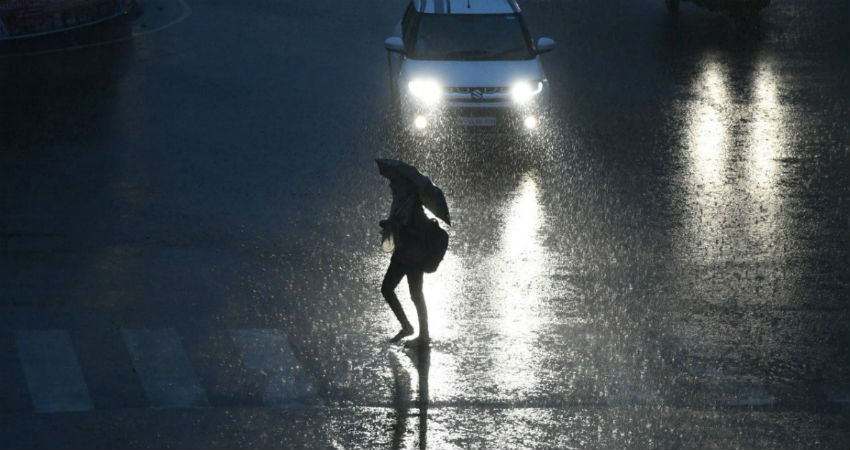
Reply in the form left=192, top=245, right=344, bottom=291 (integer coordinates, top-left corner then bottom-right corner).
left=384, top=0, right=555, bottom=132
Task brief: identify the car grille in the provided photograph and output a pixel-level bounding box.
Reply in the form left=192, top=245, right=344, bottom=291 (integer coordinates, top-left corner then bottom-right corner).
left=446, top=87, right=509, bottom=94
left=445, top=86, right=511, bottom=103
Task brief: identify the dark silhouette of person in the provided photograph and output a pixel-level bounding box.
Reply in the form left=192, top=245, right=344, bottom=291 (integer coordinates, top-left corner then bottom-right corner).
left=381, top=178, right=431, bottom=348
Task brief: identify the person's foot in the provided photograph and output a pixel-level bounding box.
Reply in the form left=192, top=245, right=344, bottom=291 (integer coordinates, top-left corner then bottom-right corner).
left=403, top=336, right=430, bottom=349
left=389, top=326, right=414, bottom=343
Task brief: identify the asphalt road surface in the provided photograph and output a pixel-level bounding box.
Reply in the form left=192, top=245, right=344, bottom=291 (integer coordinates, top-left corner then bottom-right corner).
left=1, top=0, right=848, bottom=448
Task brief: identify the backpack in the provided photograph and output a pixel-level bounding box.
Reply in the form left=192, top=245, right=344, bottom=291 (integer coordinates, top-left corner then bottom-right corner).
left=421, top=219, right=449, bottom=273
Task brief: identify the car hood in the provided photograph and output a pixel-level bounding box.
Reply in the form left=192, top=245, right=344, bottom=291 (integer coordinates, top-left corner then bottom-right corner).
left=401, top=59, right=544, bottom=87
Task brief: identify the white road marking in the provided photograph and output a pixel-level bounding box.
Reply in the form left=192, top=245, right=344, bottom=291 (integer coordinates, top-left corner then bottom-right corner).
left=15, top=330, right=94, bottom=413
left=231, top=328, right=319, bottom=405
left=122, top=328, right=208, bottom=408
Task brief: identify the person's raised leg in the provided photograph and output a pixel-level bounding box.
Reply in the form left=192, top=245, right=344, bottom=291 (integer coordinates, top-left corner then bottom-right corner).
left=382, top=260, right=414, bottom=342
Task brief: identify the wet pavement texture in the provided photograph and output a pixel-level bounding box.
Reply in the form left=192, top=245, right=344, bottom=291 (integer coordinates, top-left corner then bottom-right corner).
left=1, top=0, right=848, bottom=448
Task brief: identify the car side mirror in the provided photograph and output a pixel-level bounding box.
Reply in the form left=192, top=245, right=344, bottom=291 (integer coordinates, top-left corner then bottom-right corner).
left=536, top=37, right=555, bottom=54
left=384, top=37, right=405, bottom=54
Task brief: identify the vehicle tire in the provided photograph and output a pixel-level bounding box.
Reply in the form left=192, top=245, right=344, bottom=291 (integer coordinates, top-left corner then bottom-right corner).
left=665, top=0, right=680, bottom=13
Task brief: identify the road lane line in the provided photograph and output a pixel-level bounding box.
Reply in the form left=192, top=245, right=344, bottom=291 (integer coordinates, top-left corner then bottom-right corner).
left=230, top=328, right=320, bottom=405
left=122, top=328, right=208, bottom=408
left=15, top=330, right=93, bottom=413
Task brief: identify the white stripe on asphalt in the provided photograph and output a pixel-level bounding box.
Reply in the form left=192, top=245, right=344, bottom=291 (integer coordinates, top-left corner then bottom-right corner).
left=15, top=330, right=94, bottom=413
left=122, top=328, right=208, bottom=408
left=231, top=328, right=318, bottom=405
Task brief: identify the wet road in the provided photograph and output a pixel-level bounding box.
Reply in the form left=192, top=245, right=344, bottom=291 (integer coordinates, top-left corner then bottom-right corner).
left=1, top=0, right=848, bottom=448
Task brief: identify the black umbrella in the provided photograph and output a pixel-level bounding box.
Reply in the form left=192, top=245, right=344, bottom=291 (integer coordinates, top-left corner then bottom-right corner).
left=376, top=159, right=451, bottom=225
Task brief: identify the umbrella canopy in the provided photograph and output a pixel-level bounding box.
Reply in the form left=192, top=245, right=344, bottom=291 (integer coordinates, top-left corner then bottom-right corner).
left=376, top=159, right=451, bottom=225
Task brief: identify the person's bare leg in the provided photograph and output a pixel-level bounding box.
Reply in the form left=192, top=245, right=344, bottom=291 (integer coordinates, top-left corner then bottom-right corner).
left=404, top=269, right=429, bottom=348
left=383, top=261, right=414, bottom=342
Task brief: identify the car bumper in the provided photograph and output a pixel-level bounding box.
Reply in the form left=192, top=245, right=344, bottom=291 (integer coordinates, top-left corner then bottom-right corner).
left=400, top=101, right=550, bottom=132
left=398, top=84, right=551, bottom=132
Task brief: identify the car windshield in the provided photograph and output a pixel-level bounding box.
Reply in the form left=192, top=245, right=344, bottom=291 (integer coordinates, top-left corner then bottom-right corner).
left=410, top=14, right=533, bottom=61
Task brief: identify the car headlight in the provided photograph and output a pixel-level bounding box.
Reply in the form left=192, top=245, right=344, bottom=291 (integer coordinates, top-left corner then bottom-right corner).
left=408, top=79, right=442, bottom=104
left=511, top=80, right=543, bottom=103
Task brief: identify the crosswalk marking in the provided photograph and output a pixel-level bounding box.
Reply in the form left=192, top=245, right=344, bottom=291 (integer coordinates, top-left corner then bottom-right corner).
left=15, top=330, right=94, bottom=413
left=230, top=328, right=319, bottom=405
left=122, top=328, right=209, bottom=408
left=11, top=326, right=843, bottom=413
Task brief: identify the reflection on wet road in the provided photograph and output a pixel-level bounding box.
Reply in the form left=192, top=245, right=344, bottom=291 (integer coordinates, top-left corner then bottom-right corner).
left=379, top=174, right=559, bottom=405
left=492, top=175, right=546, bottom=397
left=1, top=0, right=847, bottom=447
left=682, top=53, right=790, bottom=265
left=352, top=2, right=849, bottom=445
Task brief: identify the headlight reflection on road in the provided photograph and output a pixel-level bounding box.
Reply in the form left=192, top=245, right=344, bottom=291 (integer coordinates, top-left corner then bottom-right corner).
left=749, top=60, right=785, bottom=193
left=419, top=209, right=463, bottom=401
left=492, top=174, right=547, bottom=396
left=683, top=56, right=733, bottom=261
left=744, top=58, right=791, bottom=257
left=688, top=58, right=730, bottom=189
left=682, top=53, right=792, bottom=267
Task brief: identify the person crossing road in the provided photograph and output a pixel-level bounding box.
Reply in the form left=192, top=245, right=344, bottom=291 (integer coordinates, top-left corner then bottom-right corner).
left=375, top=159, right=450, bottom=349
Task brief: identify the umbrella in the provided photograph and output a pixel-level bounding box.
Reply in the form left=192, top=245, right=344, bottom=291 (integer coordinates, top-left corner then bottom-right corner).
left=376, top=158, right=451, bottom=225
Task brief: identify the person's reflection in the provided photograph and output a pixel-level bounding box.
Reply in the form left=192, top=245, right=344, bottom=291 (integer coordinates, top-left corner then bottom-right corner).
left=389, top=347, right=430, bottom=450
left=415, top=348, right=429, bottom=450
left=389, top=352, right=410, bottom=450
